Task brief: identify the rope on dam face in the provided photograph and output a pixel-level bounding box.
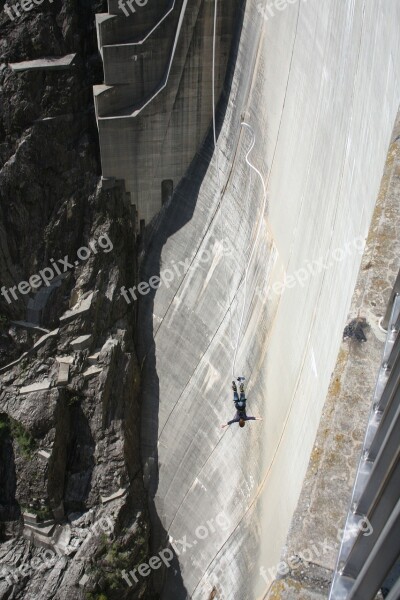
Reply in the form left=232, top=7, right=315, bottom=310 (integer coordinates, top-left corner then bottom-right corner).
left=232, top=122, right=268, bottom=377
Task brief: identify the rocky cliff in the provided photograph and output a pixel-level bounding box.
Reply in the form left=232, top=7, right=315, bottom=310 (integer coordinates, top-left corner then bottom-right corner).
left=0, top=1, right=151, bottom=598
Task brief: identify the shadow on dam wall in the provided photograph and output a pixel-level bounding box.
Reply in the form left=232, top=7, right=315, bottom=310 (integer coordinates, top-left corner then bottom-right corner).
left=129, top=0, right=400, bottom=596
left=136, top=4, right=246, bottom=598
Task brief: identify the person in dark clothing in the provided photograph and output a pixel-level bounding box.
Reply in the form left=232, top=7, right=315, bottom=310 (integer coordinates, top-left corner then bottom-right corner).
left=221, top=377, right=262, bottom=428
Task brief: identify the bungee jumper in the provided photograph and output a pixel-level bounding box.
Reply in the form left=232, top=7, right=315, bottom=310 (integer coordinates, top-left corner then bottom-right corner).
left=221, top=377, right=262, bottom=429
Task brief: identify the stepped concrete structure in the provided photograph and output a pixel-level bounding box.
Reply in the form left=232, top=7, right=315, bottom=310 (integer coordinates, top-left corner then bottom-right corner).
left=95, top=0, right=400, bottom=598
left=94, top=0, right=238, bottom=226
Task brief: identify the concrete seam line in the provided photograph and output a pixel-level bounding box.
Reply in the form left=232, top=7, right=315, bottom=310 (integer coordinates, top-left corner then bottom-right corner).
left=213, top=0, right=235, bottom=351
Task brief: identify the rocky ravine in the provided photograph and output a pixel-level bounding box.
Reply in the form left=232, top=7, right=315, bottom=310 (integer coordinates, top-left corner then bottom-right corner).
left=0, top=1, right=151, bottom=598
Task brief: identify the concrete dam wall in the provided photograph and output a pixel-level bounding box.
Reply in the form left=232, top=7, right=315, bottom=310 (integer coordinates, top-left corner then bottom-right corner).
left=95, top=0, right=400, bottom=598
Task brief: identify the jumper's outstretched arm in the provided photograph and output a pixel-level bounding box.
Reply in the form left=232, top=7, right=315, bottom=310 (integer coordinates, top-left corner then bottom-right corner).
left=220, top=416, right=263, bottom=428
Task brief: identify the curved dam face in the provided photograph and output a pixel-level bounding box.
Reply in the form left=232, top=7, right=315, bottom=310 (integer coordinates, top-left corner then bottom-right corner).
left=133, top=0, right=400, bottom=598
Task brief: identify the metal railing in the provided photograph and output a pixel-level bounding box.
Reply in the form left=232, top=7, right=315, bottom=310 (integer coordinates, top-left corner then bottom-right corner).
left=329, top=271, right=400, bottom=600
left=382, top=270, right=400, bottom=331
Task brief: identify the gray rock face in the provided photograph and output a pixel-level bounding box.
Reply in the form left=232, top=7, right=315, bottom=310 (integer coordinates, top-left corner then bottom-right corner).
left=0, top=1, right=152, bottom=599
left=0, top=197, right=152, bottom=599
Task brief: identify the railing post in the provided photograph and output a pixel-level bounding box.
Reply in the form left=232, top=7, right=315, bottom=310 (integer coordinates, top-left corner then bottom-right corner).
left=382, top=270, right=400, bottom=331
left=329, top=268, right=400, bottom=600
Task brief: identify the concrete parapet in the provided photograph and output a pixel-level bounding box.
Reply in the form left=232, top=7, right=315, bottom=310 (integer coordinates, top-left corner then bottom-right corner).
left=70, top=335, right=92, bottom=351
left=9, top=54, right=76, bottom=72
left=23, top=523, right=56, bottom=537
left=19, top=380, right=51, bottom=395
left=107, top=0, right=170, bottom=19
left=97, top=0, right=174, bottom=46
left=82, top=365, right=103, bottom=379
left=22, top=512, right=38, bottom=525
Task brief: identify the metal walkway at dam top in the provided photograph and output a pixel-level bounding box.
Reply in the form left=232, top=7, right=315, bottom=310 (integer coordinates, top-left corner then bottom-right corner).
left=329, top=269, right=400, bottom=600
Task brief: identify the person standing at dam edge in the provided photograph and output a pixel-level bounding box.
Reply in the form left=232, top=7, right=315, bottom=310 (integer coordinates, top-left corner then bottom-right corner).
left=221, top=377, right=262, bottom=428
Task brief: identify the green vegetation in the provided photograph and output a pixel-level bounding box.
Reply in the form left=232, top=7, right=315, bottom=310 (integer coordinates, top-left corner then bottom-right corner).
left=67, top=395, right=80, bottom=406
left=0, top=415, right=36, bottom=457
left=86, top=594, right=108, bottom=600
left=88, top=531, right=148, bottom=595
left=95, top=541, right=134, bottom=591
left=10, top=419, right=36, bottom=457
left=21, top=504, right=53, bottom=522
left=19, top=358, right=30, bottom=375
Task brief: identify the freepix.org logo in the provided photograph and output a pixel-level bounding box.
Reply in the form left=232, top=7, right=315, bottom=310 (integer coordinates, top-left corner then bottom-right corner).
left=3, top=0, right=55, bottom=22
left=117, top=0, right=149, bottom=17
left=0, top=234, right=113, bottom=305
left=259, top=517, right=373, bottom=587
left=121, top=511, right=230, bottom=587
left=1, top=516, right=113, bottom=585
left=256, top=0, right=307, bottom=22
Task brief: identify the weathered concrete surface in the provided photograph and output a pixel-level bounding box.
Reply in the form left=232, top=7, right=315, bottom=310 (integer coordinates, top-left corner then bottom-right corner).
left=263, top=111, right=400, bottom=598
left=136, top=0, right=400, bottom=598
